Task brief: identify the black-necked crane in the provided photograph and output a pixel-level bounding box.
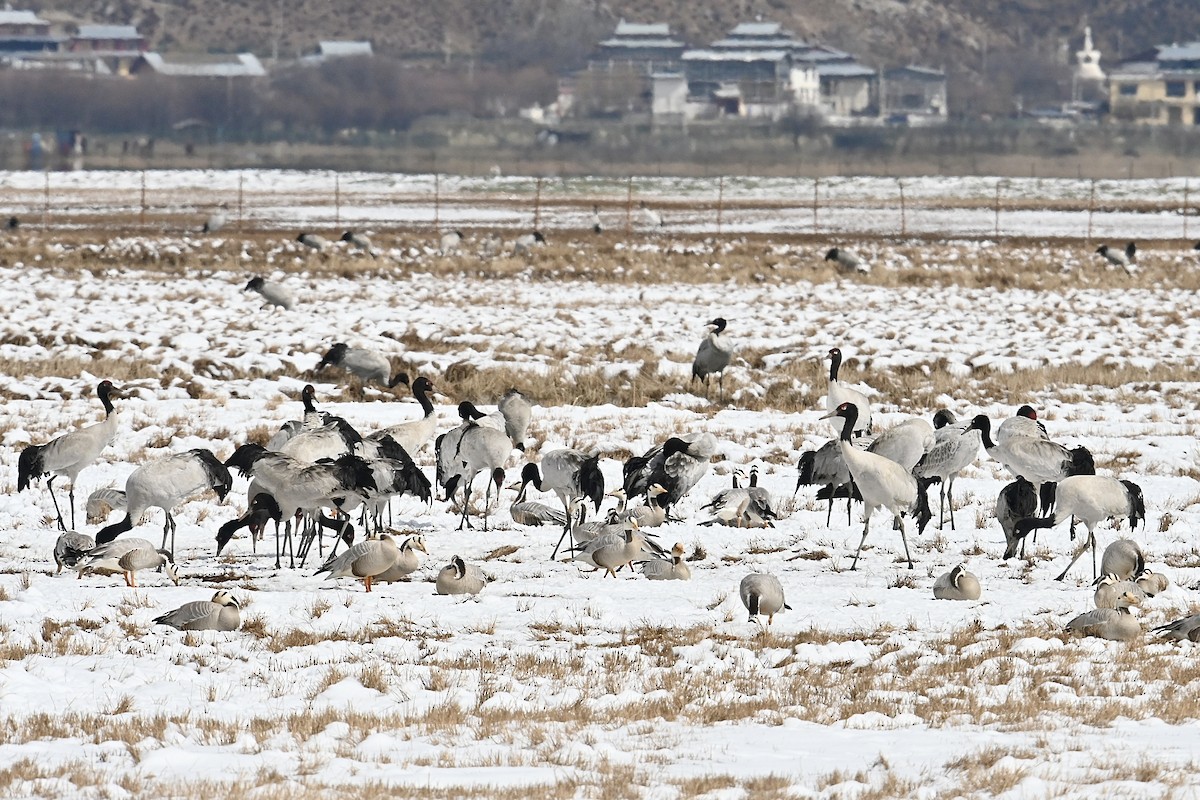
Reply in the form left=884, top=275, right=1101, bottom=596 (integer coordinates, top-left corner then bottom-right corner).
left=244, top=276, right=295, bottom=310
left=638, top=201, right=663, bottom=228
left=824, top=247, right=870, bottom=274
left=795, top=439, right=856, bottom=525
left=513, top=230, right=546, bottom=254
left=515, top=450, right=605, bottom=559
left=623, top=432, right=717, bottom=517
left=201, top=204, right=227, bottom=234
left=367, top=376, right=438, bottom=457
left=440, top=229, right=463, bottom=254
left=215, top=492, right=282, bottom=556
left=224, top=444, right=376, bottom=568
left=497, top=388, right=532, bottom=451
left=17, top=380, right=126, bottom=531
left=590, top=205, right=602, bottom=233
left=340, top=230, right=373, bottom=254
left=968, top=414, right=1094, bottom=516
left=995, top=477, right=1037, bottom=559
left=95, top=449, right=233, bottom=556
left=996, top=404, right=1048, bottom=445
left=1096, top=242, right=1137, bottom=273
left=691, top=317, right=734, bottom=400
left=316, top=342, right=406, bottom=388
left=822, top=402, right=930, bottom=570
left=355, top=434, right=432, bottom=532
left=441, top=419, right=511, bottom=531
left=826, top=348, right=872, bottom=437
left=297, top=232, right=329, bottom=252
left=266, top=384, right=337, bottom=451
left=866, top=416, right=935, bottom=473
left=913, top=409, right=981, bottom=530
left=1013, top=475, right=1145, bottom=581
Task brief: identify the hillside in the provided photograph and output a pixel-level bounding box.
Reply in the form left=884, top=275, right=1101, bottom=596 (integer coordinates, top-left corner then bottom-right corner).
left=23, top=0, right=1200, bottom=112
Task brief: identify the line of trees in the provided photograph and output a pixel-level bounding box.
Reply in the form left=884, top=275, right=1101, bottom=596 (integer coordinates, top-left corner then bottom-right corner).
left=0, top=57, right=556, bottom=139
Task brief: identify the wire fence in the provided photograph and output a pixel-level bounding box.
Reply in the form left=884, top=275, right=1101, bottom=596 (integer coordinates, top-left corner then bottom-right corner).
left=3, top=170, right=1198, bottom=241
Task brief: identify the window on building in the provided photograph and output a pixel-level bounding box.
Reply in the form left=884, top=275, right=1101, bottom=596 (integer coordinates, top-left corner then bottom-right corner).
left=1168, top=106, right=1183, bottom=125
left=1194, top=80, right=1200, bottom=94
left=1194, top=107, right=1200, bottom=126
left=1166, top=81, right=1187, bottom=98
left=1119, top=84, right=1137, bottom=96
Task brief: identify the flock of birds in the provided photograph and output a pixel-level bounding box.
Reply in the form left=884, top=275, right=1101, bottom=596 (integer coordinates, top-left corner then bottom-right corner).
left=9, top=296, right=1196, bottom=640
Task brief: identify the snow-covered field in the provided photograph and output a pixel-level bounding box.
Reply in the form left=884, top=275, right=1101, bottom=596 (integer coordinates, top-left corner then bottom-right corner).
left=4, top=169, right=1200, bottom=239
left=3, top=172, right=1200, bottom=797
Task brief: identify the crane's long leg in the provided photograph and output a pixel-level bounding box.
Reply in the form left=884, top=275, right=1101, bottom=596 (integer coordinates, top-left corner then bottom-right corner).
left=1055, top=528, right=1095, bottom=581
left=850, top=513, right=872, bottom=570
left=67, top=482, right=77, bottom=531
left=46, top=477, right=67, bottom=532
left=896, top=514, right=914, bottom=569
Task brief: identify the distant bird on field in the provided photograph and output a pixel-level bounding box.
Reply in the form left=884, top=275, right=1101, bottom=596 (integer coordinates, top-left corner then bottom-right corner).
left=590, top=205, right=602, bottom=233
left=340, top=230, right=373, bottom=254
left=6, top=215, right=18, bottom=230
left=17, top=380, right=125, bottom=531
left=638, top=201, right=663, bottom=228
left=824, top=246, right=870, bottom=274
left=201, top=205, right=227, bottom=233
left=244, top=276, right=295, bottom=310
left=439, top=229, right=464, bottom=254
left=155, top=590, right=241, bottom=631
left=95, top=448, right=233, bottom=555
left=1096, top=242, right=1137, bottom=273
left=297, top=232, right=329, bottom=252
left=691, top=317, right=734, bottom=400
left=316, top=342, right=407, bottom=387
left=514, top=230, right=546, bottom=253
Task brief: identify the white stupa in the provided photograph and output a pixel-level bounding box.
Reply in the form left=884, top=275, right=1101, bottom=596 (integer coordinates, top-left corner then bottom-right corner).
left=1073, top=26, right=1105, bottom=101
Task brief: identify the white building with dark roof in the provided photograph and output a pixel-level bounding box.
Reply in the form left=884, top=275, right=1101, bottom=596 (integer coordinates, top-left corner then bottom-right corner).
left=1109, top=42, right=1200, bottom=126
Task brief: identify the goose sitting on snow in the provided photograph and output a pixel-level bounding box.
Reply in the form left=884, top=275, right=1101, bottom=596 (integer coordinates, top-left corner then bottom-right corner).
left=435, top=555, right=487, bottom=595
left=639, top=542, right=690, bottom=581
left=154, top=590, right=241, bottom=632
left=1153, top=613, right=1200, bottom=642
left=933, top=564, right=981, bottom=600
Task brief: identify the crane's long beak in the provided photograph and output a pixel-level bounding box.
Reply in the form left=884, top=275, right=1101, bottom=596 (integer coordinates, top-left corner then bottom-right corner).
left=818, top=410, right=837, bottom=420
